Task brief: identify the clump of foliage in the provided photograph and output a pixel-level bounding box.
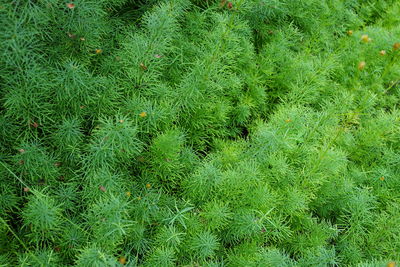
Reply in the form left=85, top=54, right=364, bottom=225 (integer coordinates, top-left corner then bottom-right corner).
left=0, top=0, right=399, bottom=266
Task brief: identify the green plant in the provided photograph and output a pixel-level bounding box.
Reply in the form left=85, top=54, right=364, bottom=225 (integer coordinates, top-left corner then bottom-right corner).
left=0, top=0, right=399, bottom=266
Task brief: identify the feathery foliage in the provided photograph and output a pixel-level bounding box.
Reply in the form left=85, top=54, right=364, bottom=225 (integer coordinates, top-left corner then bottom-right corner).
left=0, top=0, right=399, bottom=266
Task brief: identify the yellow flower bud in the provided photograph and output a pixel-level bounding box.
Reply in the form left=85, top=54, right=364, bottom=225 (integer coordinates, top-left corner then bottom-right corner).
left=361, top=34, right=369, bottom=43
left=118, top=257, right=127, bottom=265
left=358, top=61, right=366, bottom=70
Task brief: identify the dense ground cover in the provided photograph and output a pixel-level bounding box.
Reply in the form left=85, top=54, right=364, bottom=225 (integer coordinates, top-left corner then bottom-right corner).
left=0, top=0, right=400, bottom=266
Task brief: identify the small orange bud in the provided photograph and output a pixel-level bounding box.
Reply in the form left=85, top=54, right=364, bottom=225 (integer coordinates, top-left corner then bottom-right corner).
left=32, top=122, right=39, bottom=128
left=139, top=63, right=147, bottom=70
left=139, top=111, right=147, bottom=118
left=118, top=257, right=127, bottom=265
left=126, top=192, right=131, bottom=197
left=361, top=34, right=369, bottom=43
left=379, top=50, right=386, bottom=56
left=227, top=2, right=233, bottom=9
left=146, top=183, right=151, bottom=189
left=23, top=187, right=30, bottom=192
left=67, top=32, right=76, bottom=39
left=95, top=49, right=102, bottom=54
left=393, top=43, right=400, bottom=50
left=99, top=185, right=106, bottom=192
left=380, top=176, right=385, bottom=181
left=347, top=30, right=353, bottom=36
left=358, top=61, right=366, bottom=70
left=66, top=3, right=75, bottom=9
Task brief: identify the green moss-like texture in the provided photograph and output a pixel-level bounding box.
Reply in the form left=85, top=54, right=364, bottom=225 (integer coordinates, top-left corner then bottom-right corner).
left=0, top=0, right=399, bottom=266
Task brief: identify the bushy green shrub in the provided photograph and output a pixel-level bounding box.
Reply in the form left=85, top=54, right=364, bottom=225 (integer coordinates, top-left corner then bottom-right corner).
left=0, top=0, right=399, bottom=266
